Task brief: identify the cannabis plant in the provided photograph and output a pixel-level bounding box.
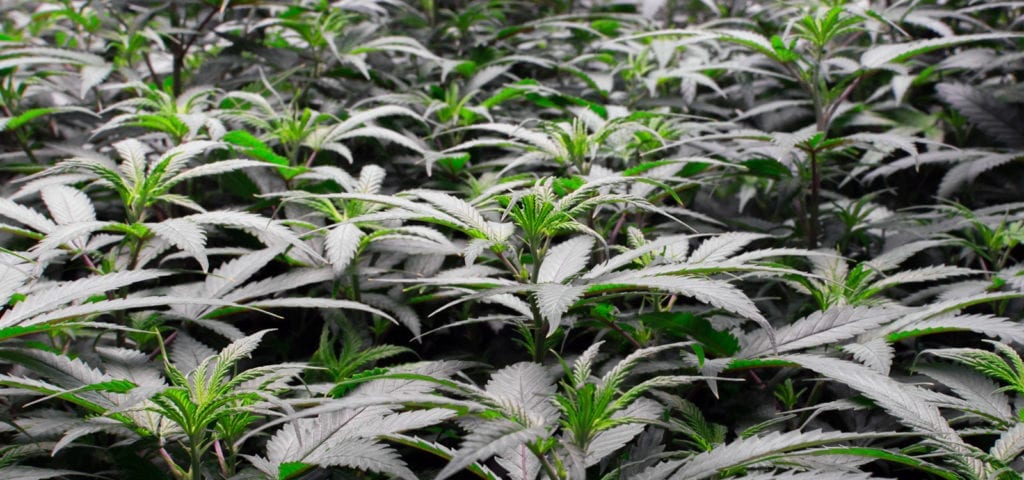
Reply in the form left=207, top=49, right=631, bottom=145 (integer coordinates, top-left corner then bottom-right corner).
left=3, top=0, right=1024, bottom=478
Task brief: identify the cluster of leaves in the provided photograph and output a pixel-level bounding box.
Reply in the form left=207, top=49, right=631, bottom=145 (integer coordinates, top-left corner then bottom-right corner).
left=1, top=0, right=1023, bottom=479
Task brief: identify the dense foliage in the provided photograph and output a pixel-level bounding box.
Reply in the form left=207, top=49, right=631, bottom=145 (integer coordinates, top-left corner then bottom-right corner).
left=1, top=0, right=1024, bottom=478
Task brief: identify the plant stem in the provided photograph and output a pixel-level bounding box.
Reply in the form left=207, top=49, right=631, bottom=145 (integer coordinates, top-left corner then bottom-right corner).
left=188, top=433, right=204, bottom=480
left=822, top=75, right=864, bottom=131
left=143, top=53, right=162, bottom=86
left=106, top=8, right=163, bottom=86
left=128, top=234, right=145, bottom=271
left=797, top=379, right=826, bottom=427
left=213, top=439, right=229, bottom=477
left=607, top=211, right=628, bottom=246
left=807, top=146, right=821, bottom=248
left=527, top=238, right=549, bottom=363
left=169, top=5, right=217, bottom=96
left=527, top=443, right=562, bottom=480
left=495, top=249, right=521, bottom=279
left=182, top=9, right=218, bottom=59
left=169, top=3, right=183, bottom=95
left=159, top=445, right=186, bottom=480
left=529, top=301, right=548, bottom=363
left=302, top=148, right=317, bottom=168
left=598, top=316, right=642, bottom=349
left=80, top=251, right=99, bottom=273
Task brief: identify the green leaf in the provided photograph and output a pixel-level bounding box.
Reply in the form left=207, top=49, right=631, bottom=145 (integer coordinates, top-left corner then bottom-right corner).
left=329, top=367, right=390, bottom=397
left=742, top=158, right=791, bottom=178
left=726, top=358, right=800, bottom=370
left=454, top=60, right=478, bottom=77
left=437, top=153, right=470, bottom=173
left=623, top=160, right=680, bottom=176
left=692, top=343, right=706, bottom=367
left=590, top=19, right=620, bottom=36
left=590, top=303, right=616, bottom=322
left=712, top=30, right=781, bottom=62
left=861, top=33, right=1023, bottom=69
left=886, top=328, right=963, bottom=342
left=220, top=170, right=260, bottom=199
left=0, top=324, right=57, bottom=342
left=83, top=379, right=137, bottom=394
left=770, top=35, right=799, bottom=62
left=791, top=447, right=958, bottom=480
left=553, top=176, right=584, bottom=196
left=640, top=312, right=740, bottom=357
left=679, top=162, right=711, bottom=177
left=223, top=130, right=304, bottom=179
left=278, top=461, right=312, bottom=480
left=481, top=79, right=539, bottom=108
left=1, top=106, right=96, bottom=131
left=585, top=283, right=633, bottom=294
left=2, top=108, right=59, bottom=131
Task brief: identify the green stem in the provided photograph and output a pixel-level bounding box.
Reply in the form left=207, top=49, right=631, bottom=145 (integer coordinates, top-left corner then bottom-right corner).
left=527, top=442, right=562, bottom=480
left=996, top=243, right=1015, bottom=271
left=128, top=234, right=145, bottom=271
left=527, top=237, right=550, bottom=363
left=807, top=147, right=821, bottom=249
left=188, top=432, right=205, bottom=480
left=529, top=300, right=548, bottom=364
left=797, top=379, right=826, bottom=427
